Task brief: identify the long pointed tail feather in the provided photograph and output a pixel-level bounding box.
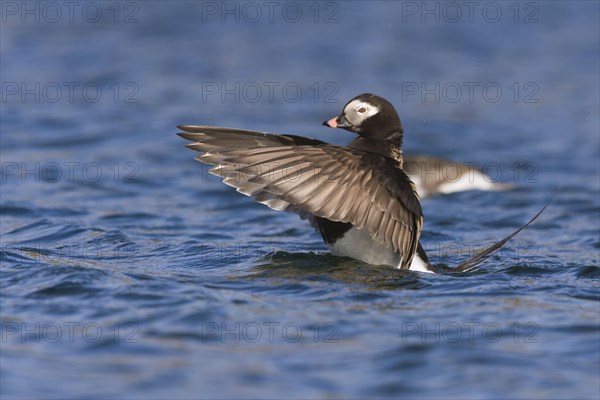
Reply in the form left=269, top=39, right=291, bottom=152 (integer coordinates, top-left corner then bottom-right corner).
left=451, top=191, right=558, bottom=273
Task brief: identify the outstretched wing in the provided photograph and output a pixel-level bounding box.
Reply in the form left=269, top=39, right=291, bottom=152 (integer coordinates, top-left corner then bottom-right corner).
left=178, top=126, right=423, bottom=268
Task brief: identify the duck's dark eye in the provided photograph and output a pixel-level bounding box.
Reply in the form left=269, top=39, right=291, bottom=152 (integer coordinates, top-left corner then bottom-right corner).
left=358, top=107, right=367, bottom=113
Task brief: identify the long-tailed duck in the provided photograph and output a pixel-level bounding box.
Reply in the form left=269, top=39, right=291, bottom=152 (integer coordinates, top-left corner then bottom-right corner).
left=178, top=93, right=546, bottom=273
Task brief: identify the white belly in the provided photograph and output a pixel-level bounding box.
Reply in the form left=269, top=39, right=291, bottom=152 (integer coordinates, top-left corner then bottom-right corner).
left=328, top=227, right=434, bottom=273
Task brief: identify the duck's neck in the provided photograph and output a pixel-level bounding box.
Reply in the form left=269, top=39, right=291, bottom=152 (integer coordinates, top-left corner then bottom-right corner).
left=350, top=131, right=404, bottom=167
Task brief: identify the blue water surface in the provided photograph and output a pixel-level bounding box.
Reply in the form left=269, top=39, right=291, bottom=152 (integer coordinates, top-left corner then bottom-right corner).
left=1, top=1, right=599, bottom=399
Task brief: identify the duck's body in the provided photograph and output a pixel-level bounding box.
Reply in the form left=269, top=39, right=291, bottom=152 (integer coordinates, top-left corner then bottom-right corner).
left=180, top=94, right=435, bottom=272
left=404, top=155, right=512, bottom=198
left=178, top=93, right=545, bottom=273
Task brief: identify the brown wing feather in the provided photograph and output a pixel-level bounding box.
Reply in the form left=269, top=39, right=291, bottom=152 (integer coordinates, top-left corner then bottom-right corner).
left=178, top=126, right=423, bottom=269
